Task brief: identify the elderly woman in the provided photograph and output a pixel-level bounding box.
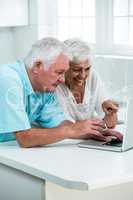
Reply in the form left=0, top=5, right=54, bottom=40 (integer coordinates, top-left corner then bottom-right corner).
left=56, top=38, right=122, bottom=141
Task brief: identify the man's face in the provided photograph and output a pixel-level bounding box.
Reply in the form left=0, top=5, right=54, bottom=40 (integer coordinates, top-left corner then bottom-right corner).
left=66, top=59, right=92, bottom=87
left=37, top=54, right=69, bottom=92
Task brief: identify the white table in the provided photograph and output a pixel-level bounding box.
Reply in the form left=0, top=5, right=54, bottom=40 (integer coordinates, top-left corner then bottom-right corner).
left=0, top=139, right=133, bottom=200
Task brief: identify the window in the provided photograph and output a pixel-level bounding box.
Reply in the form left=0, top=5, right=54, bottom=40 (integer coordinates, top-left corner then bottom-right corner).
left=50, top=0, right=133, bottom=55
left=57, top=0, right=96, bottom=43
left=113, top=0, right=133, bottom=45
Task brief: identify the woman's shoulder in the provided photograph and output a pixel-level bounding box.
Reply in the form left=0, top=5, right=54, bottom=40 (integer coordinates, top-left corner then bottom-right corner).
left=56, top=84, right=69, bottom=97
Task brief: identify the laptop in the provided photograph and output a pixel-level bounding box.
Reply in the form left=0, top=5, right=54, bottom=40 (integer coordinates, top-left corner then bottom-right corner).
left=78, top=99, right=133, bottom=152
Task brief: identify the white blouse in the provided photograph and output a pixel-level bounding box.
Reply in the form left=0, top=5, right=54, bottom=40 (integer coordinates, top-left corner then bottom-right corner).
left=56, top=69, right=108, bottom=122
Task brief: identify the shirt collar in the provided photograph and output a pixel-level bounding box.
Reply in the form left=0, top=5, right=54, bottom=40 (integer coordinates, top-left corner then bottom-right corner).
left=15, top=60, right=34, bottom=96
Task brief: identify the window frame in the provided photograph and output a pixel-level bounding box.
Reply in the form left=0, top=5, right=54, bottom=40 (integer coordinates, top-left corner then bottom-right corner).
left=95, top=0, right=133, bottom=56
left=37, top=0, right=133, bottom=56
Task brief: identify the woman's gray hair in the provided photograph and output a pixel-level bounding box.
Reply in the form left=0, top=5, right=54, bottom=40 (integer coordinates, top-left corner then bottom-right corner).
left=64, top=38, right=92, bottom=63
left=24, top=37, right=70, bottom=69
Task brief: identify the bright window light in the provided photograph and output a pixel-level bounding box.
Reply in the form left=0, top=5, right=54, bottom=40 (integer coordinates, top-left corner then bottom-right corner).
left=57, top=0, right=96, bottom=43
left=113, top=0, right=133, bottom=46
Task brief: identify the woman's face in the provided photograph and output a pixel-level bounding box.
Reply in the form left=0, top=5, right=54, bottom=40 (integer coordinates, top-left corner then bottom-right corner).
left=66, top=59, right=92, bottom=87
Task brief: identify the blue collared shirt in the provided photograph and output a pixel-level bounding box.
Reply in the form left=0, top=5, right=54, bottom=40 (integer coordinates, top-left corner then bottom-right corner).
left=0, top=60, right=66, bottom=142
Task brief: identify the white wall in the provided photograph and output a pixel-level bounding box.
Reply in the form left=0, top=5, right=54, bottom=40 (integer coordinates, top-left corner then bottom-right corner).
left=12, top=0, right=38, bottom=60
left=0, top=28, right=15, bottom=64
left=0, top=0, right=39, bottom=63
left=12, top=25, right=38, bottom=60
left=37, top=0, right=57, bottom=39
left=12, top=0, right=57, bottom=60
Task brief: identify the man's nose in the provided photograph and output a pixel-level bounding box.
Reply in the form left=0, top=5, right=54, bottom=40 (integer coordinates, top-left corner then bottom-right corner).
left=58, top=75, right=65, bottom=83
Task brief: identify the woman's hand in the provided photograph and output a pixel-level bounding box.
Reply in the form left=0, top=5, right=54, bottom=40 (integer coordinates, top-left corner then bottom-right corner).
left=102, top=100, right=119, bottom=128
left=102, top=100, right=119, bottom=114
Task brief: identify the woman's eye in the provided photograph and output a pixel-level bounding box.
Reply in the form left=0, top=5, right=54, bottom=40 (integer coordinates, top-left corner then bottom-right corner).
left=86, top=68, right=90, bottom=71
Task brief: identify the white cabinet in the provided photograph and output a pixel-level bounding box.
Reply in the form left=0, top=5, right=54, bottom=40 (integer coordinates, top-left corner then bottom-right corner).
left=0, top=0, right=28, bottom=27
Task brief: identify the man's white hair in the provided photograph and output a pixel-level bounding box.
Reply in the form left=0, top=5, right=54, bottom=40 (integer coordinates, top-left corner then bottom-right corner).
left=24, top=37, right=70, bottom=69
left=64, top=38, right=92, bottom=63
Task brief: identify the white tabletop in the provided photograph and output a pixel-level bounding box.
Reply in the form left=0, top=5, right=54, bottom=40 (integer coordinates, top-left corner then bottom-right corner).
left=0, top=139, right=133, bottom=191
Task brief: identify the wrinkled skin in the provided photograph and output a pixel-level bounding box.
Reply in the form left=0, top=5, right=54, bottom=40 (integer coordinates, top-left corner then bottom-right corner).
left=101, top=100, right=123, bottom=143
left=76, top=119, right=123, bottom=142
left=86, top=127, right=123, bottom=143
left=101, top=128, right=123, bottom=142
left=102, top=100, right=119, bottom=128
left=65, top=60, right=122, bottom=142
left=65, top=59, right=91, bottom=103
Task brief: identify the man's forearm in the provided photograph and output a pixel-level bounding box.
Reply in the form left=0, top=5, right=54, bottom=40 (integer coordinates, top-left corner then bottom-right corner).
left=15, top=119, right=105, bottom=148
left=16, top=125, right=73, bottom=148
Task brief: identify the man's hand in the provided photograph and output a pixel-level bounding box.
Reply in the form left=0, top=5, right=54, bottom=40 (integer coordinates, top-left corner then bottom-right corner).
left=102, top=100, right=119, bottom=128
left=101, top=129, right=123, bottom=143
left=69, top=119, right=107, bottom=141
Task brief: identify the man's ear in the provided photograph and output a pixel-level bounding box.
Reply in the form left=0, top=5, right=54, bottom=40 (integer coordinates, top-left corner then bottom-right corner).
left=32, top=60, right=44, bottom=74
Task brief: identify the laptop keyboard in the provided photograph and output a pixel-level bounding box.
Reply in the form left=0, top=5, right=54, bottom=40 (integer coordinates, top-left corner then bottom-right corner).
left=104, top=140, right=122, bottom=147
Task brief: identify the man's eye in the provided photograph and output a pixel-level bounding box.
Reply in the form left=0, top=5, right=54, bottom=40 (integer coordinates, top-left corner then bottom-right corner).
left=57, top=72, right=64, bottom=75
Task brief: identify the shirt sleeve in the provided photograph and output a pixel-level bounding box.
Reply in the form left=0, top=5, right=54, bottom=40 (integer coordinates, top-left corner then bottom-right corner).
left=93, top=71, right=109, bottom=117
left=37, top=92, right=67, bottom=128
left=0, top=75, right=31, bottom=134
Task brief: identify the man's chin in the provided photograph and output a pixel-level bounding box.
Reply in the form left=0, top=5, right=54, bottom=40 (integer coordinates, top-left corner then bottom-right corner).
left=46, top=87, right=56, bottom=92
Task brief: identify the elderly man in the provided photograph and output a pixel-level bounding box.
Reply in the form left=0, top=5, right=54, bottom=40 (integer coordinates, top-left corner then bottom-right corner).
left=0, top=37, right=108, bottom=148
left=56, top=38, right=122, bottom=141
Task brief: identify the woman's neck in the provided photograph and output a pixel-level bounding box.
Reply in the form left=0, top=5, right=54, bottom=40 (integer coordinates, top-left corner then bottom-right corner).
left=66, top=80, right=86, bottom=104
